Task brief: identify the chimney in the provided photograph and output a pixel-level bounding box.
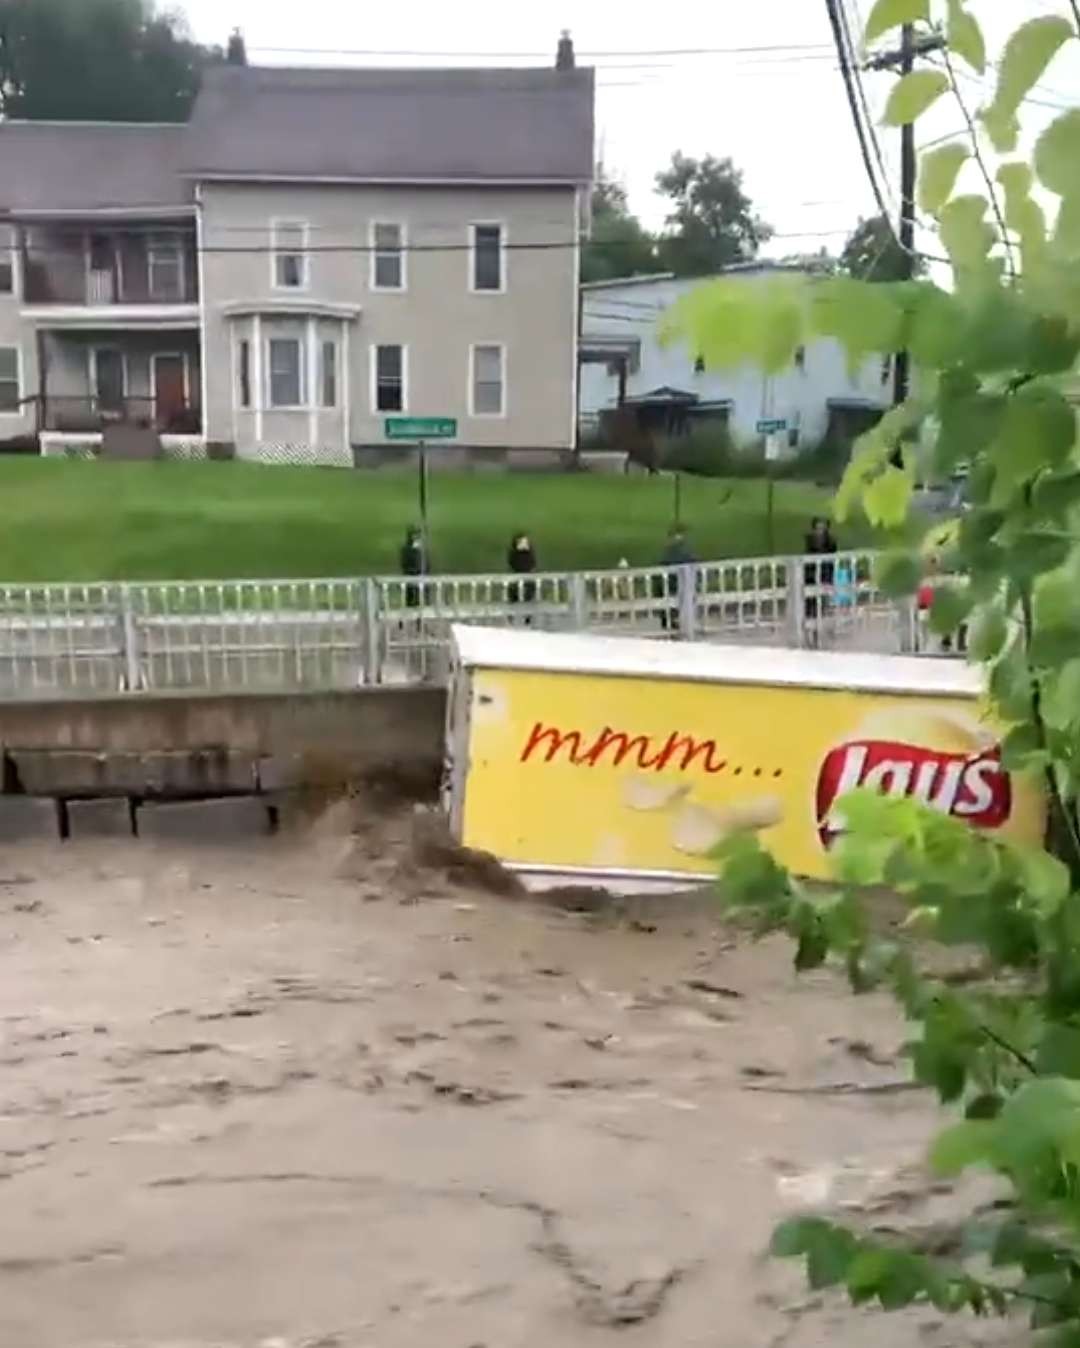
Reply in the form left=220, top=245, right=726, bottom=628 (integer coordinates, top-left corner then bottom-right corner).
left=556, top=30, right=575, bottom=71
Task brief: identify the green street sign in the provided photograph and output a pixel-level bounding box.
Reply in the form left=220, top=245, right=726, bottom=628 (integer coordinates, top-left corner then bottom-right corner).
left=384, top=416, right=457, bottom=441
left=756, top=418, right=788, bottom=434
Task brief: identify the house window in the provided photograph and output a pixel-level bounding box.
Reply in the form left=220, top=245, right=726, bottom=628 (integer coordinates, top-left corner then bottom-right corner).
left=471, top=223, right=504, bottom=292
left=237, top=339, right=251, bottom=409
left=0, top=347, right=18, bottom=411
left=148, top=233, right=183, bottom=300
left=794, top=346, right=807, bottom=371
left=320, top=339, right=337, bottom=408
left=268, top=337, right=305, bottom=407
left=881, top=354, right=892, bottom=384
left=371, top=222, right=405, bottom=290
left=471, top=344, right=504, bottom=416
left=272, top=221, right=308, bottom=290
left=374, top=344, right=405, bottom=412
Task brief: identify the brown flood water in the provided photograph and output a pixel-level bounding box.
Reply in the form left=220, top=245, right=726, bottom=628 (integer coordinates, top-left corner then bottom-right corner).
left=0, top=806, right=1014, bottom=1347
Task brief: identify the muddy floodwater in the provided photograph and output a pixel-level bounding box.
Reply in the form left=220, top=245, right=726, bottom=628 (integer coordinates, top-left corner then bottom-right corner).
left=0, top=806, right=1014, bottom=1348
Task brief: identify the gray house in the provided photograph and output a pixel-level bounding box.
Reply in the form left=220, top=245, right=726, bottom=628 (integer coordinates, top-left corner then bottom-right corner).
left=0, top=43, right=594, bottom=465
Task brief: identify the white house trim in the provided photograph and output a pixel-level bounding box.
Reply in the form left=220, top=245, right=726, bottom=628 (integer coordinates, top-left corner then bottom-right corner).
left=369, top=219, right=408, bottom=292
left=150, top=350, right=191, bottom=421
left=195, top=182, right=208, bottom=441
left=88, top=344, right=129, bottom=402
left=253, top=312, right=263, bottom=441
left=468, top=220, right=507, bottom=295
left=187, top=172, right=589, bottom=188
left=21, top=306, right=199, bottom=329
left=220, top=299, right=360, bottom=321
left=370, top=342, right=408, bottom=416
left=0, top=341, right=24, bottom=417
left=269, top=218, right=311, bottom=293
left=468, top=342, right=506, bottom=419
left=342, top=320, right=351, bottom=456
left=307, top=316, right=318, bottom=445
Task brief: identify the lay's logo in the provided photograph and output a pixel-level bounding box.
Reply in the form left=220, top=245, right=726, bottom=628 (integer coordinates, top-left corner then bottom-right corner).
left=816, top=738, right=1012, bottom=847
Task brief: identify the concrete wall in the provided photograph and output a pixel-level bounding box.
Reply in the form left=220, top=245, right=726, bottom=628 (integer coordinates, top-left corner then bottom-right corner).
left=0, top=686, right=446, bottom=798
left=580, top=271, right=891, bottom=450
left=199, top=182, right=579, bottom=455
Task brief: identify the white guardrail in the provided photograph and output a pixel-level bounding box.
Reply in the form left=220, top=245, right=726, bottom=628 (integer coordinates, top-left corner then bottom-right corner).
left=0, top=551, right=928, bottom=701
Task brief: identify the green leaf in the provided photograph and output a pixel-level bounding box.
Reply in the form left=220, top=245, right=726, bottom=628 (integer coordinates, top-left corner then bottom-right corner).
left=1001, top=722, right=1043, bottom=770
left=845, top=1248, right=893, bottom=1304
left=931, top=1120, right=995, bottom=1175
left=934, top=377, right=1005, bottom=472
left=946, top=0, right=986, bottom=74
left=929, top=582, right=973, bottom=635
left=998, top=162, right=1049, bottom=270
left=865, top=0, right=929, bottom=44
left=967, top=601, right=1009, bottom=661
left=1006, top=531, right=1071, bottom=582
left=1026, top=316, right=1080, bottom=377
left=989, top=636, right=1034, bottom=721
left=982, top=17, right=1074, bottom=153
left=965, top=1092, right=1003, bottom=1119
left=1035, top=108, right=1080, bottom=199
left=1020, top=850, right=1071, bottom=913
left=918, top=142, right=969, bottom=216
left=806, top=1226, right=859, bottom=1289
left=992, top=385, right=1077, bottom=491
left=906, top=283, right=966, bottom=367
left=883, top=70, right=949, bottom=128
left=1054, top=193, right=1080, bottom=261
left=771, top=1216, right=827, bottom=1258
left=938, top=195, right=996, bottom=276
left=809, top=276, right=904, bottom=362
left=875, top=550, right=922, bottom=598
left=863, top=464, right=912, bottom=529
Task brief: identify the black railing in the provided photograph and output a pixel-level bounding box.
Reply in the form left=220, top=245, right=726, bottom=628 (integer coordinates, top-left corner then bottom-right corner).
left=41, top=396, right=201, bottom=434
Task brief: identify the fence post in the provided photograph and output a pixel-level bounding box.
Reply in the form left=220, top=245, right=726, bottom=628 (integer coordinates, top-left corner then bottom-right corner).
left=786, top=558, right=806, bottom=648
left=119, top=584, right=140, bottom=692
left=679, top=565, right=698, bottom=641
left=569, top=572, right=588, bottom=631
left=899, top=597, right=919, bottom=654
left=362, top=578, right=382, bottom=685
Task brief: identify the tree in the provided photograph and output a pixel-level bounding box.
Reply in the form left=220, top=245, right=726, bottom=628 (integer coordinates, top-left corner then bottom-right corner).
left=841, top=213, right=925, bottom=282
left=0, top=0, right=214, bottom=122
left=668, top=0, right=1080, bottom=1337
left=581, top=167, right=657, bottom=283
left=654, top=152, right=772, bottom=277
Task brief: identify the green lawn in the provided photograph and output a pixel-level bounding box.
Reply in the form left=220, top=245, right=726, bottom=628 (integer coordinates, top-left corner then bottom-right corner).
left=0, top=460, right=862, bottom=583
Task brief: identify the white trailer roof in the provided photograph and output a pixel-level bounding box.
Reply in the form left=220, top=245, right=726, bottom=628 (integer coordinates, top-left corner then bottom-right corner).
left=449, top=625, right=983, bottom=699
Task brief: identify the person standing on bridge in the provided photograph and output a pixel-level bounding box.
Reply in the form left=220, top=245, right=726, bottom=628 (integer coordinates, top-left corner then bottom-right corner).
left=656, top=524, right=696, bottom=636
left=400, top=525, right=427, bottom=610
left=507, top=532, right=538, bottom=614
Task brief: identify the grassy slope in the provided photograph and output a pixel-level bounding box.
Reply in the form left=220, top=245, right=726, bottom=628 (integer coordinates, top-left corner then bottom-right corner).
left=0, top=460, right=861, bottom=583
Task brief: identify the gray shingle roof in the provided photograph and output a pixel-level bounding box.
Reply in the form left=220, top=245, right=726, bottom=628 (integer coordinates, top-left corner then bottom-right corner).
left=184, top=65, right=595, bottom=183
left=0, top=123, right=193, bottom=212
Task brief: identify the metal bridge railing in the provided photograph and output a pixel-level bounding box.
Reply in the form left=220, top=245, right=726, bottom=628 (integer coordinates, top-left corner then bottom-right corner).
left=0, top=550, right=922, bottom=701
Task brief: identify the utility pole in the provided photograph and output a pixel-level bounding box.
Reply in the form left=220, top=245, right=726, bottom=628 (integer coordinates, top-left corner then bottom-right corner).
left=894, top=21, right=916, bottom=406
left=864, top=25, right=943, bottom=408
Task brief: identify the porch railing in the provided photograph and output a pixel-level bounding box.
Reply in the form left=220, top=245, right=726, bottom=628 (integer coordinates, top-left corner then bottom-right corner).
left=40, top=396, right=201, bottom=435
left=0, top=550, right=931, bottom=702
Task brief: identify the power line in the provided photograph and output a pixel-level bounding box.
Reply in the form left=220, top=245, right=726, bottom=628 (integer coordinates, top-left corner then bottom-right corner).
left=18, top=226, right=859, bottom=262
left=823, top=0, right=895, bottom=225
left=245, top=42, right=836, bottom=60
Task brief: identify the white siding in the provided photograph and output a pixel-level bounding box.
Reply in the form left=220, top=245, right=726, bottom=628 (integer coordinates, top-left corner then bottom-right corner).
left=580, top=271, right=891, bottom=450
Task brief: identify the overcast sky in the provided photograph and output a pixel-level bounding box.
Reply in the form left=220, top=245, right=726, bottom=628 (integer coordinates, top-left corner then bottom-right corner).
left=175, top=0, right=1078, bottom=259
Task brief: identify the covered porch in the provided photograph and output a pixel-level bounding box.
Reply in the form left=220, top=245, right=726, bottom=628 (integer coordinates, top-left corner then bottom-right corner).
left=34, top=327, right=202, bottom=437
